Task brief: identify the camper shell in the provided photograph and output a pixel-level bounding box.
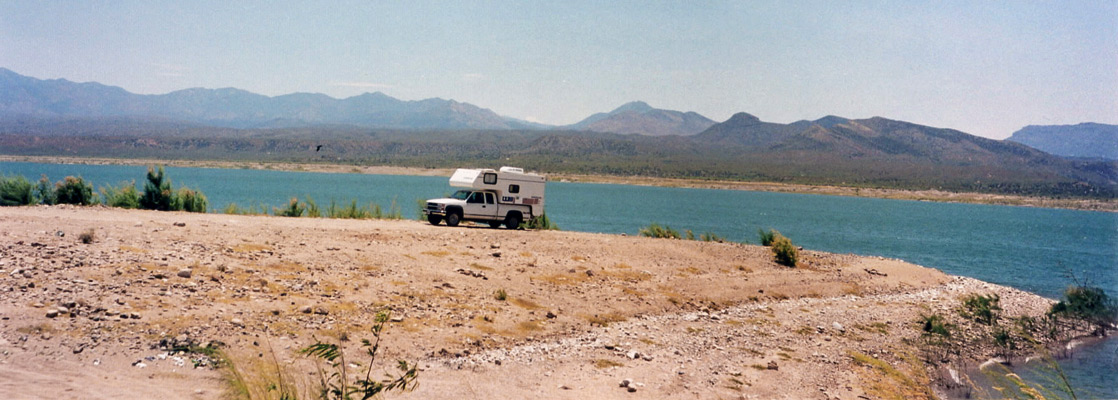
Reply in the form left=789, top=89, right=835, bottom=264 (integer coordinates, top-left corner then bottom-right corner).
left=424, top=167, right=545, bottom=229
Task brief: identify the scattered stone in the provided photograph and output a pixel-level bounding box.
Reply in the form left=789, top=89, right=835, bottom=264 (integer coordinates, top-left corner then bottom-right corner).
left=490, top=243, right=501, bottom=249
left=619, top=379, right=632, bottom=388
left=832, top=322, right=845, bottom=333
left=627, top=350, right=641, bottom=359
left=298, top=305, right=313, bottom=314
left=173, top=222, right=186, bottom=227
left=767, top=361, right=779, bottom=370
left=46, top=309, right=59, bottom=318
left=389, top=316, right=405, bottom=323
left=313, top=307, right=328, bottom=315
left=546, top=311, right=557, bottom=319
left=491, top=251, right=502, bottom=258
left=231, top=318, right=244, bottom=327
left=130, top=312, right=141, bottom=319
left=177, top=269, right=193, bottom=278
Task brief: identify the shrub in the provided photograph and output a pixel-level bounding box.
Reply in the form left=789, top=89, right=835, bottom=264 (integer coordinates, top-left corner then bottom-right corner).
left=1049, top=285, right=1118, bottom=336
left=640, top=223, right=681, bottom=239
left=140, top=166, right=174, bottom=211
left=306, top=197, right=321, bottom=217
left=494, top=289, right=508, bottom=301
left=78, top=229, right=95, bottom=244
left=300, top=311, right=418, bottom=399
left=960, top=293, right=1001, bottom=325
left=415, top=199, right=427, bottom=221
left=759, top=228, right=776, bottom=246
left=34, top=175, right=54, bottom=205
left=526, top=212, right=560, bottom=230
left=99, top=181, right=141, bottom=209
left=274, top=197, right=306, bottom=217
left=176, top=188, right=208, bottom=213
left=770, top=232, right=798, bottom=267
left=0, top=175, right=34, bottom=206
left=699, top=232, right=724, bottom=242
left=920, top=314, right=952, bottom=338
left=53, top=176, right=94, bottom=205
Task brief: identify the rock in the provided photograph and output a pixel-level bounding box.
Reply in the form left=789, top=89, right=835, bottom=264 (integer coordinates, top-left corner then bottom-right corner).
left=490, top=243, right=501, bottom=249
left=231, top=318, right=244, bottom=327
left=177, top=269, right=193, bottom=278
left=173, top=222, right=186, bottom=227
left=767, top=360, right=779, bottom=370
left=313, top=307, right=329, bottom=315
left=57, top=306, right=69, bottom=315
left=546, top=311, right=557, bottom=319
left=627, top=387, right=637, bottom=393
left=491, top=252, right=502, bottom=258
left=130, top=312, right=141, bottom=319
left=298, top=305, right=313, bottom=314
left=619, top=379, right=632, bottom=388
left=642, top=354, right=653, bottom=361
left=46, top=309, right=59, bottom=318
left=832, top=322, right=845, bottom=333
left=627, top=351, right=640, bottom=359
left=390, top=316, right=405, bottom=323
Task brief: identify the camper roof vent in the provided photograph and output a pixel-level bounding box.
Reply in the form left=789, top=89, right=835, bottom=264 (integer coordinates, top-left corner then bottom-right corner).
left=499, top=166, right=525, bottom=174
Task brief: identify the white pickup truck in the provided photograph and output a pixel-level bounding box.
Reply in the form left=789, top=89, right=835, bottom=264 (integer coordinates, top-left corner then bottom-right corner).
left=424, top=167, right=545, bottom=229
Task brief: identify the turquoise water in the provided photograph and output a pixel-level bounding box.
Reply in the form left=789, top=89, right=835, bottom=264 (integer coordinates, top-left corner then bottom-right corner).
left=3, top=161, right=1116, bottom=395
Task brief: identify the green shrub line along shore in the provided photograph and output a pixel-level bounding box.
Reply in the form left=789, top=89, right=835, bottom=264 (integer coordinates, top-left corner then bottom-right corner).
left=1, top=166, right=560, bottom=229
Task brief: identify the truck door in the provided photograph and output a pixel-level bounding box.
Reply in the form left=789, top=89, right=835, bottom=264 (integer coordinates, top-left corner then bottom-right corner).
left=463, top=192, right=498, bottom=219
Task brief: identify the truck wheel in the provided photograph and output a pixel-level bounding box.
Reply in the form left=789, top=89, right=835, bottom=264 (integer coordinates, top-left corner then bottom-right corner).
left=446, top=212, right=461, bottom=227
left=504, top=214, right=521, bottom=230
left=427, top=215, right=443, bottom=225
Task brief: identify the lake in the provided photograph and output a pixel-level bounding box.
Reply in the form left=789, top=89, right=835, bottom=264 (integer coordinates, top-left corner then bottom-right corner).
left=3, top=161, right=1116, bottom=396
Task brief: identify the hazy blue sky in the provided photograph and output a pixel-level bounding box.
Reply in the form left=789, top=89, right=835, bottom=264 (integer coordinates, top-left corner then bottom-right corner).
left=2, top=1, right=1114, bottom=138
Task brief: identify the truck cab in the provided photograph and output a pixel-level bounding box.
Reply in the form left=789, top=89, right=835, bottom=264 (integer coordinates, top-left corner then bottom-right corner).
left=425, top=167, right=545, bottom=229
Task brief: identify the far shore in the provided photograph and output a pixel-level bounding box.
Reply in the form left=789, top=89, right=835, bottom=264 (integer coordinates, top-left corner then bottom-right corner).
left=2, top=154, right=1114, bottom=212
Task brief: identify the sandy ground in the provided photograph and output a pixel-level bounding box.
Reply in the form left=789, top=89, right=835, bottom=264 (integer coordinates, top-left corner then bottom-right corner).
left=0, top=206, right=1056, bottom=399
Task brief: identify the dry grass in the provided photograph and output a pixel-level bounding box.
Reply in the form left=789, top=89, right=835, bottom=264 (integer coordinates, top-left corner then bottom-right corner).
left=850, top=352, right=935, bottom=400
left=532, top=272, right=590, bottom=286
left=584, top=312, right=627, bottom=327
left=421, top=250, right=451, bottom=258
left=232, top=243, right=272, bottom=253
left=508, top=297, right=543, bottom=310
left=593, top=359, right=625, bottom=369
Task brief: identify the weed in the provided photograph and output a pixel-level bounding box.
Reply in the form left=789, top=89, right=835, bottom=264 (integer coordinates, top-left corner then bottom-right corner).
left=770, top=232, right=798, bottom=267
left=78, top=228, right=95, bottom=244
left=593, top=359, right=624, bottom=369
left=639, top=223, right=681, bottom=239
left=585, top=313, right=627, bottom=327
left=275, top=197, right=306, bottom=217
left=960, top=293, right=1001, bottom=325
left=300, top=310, right=419, bottom=399
left=758, top=228, right=776, bottom=246
left=526, top=212, right=560, bottom=230
left=494, top=289, right=508, bottom=301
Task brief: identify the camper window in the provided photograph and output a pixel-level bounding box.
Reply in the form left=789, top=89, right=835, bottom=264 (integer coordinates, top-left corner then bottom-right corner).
left=509, top=184, right=520, bottom=194
left=483, top=173, right=497, bottom=185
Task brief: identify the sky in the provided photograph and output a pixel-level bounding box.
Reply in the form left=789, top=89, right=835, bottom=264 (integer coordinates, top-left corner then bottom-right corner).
left=1, top=1, right=1114, bottom=139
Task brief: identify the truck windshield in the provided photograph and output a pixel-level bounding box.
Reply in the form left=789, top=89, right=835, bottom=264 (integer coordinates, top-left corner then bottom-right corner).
left=450, top=190, right=471, bottom=200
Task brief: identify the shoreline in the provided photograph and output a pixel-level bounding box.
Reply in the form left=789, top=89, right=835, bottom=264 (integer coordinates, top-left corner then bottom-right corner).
left=2, top=154, right=1113, bottom=212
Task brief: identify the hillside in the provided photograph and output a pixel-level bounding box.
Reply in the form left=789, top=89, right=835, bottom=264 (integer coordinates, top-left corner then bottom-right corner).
left=0, top=68, right=527, bottom=130
left=1007, top=123, right=1118, bottom=160
left=566, top=101, right=716, bottom=136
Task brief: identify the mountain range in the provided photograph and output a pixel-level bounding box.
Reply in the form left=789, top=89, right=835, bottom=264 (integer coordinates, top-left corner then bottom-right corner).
left=1, top=67, right=1114, bottom=198
left=0, top=68, right=709, bottom=135
left=1007, top=123, right=1117, bottom=160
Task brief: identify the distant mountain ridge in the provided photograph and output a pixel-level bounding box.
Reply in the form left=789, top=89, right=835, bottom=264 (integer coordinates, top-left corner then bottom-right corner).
left=0, top=68, right=532, bottom=130
left=0, top=68, right=713, bottom=134
left=1007, top=123, right=1118, bottom=160
left=566, top=101, right=716, bottom=136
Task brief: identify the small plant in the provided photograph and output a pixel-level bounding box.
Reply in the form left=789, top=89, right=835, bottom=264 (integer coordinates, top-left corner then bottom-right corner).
left=176, top=187, right=208, bottom=213
left=99, top=181, right=141, bottom=209
left=78, top=228, right=95, bottom=244
left=1049, top=285, right=1118, bottom=336
left=770, top=232, right=798, bottom=267
left=920, top=314, right=952, bottom=338
left=306, top=196, right=321, bottom=217
left=300, top=311, right=419, bottom=399
left=526, top=212, right=559, bottom=230
left=494, top=289, right=508, bottom=301
left=141, top=166, right=175, bottom=211
left=960, top=293, right=1001, bottom=325
left=53, top=176, right=95, bottom=205
left=699, top=232, right=724, bottom=242
left=639, top=223, right=681, bottom=239
left=0, top=175, right=34, bottom=206
left=758, top=228, right=776, bottom=246
left=35, top=174, right=54, bottom=205
left=275, top=197, right=306, bottom=217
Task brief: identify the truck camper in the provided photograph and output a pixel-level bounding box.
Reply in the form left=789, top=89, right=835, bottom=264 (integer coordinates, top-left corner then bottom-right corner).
left=423, top=167, right=545, bottom=229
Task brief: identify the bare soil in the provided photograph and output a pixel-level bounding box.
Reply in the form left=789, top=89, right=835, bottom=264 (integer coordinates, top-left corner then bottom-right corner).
left=0, top=206, right=1055, bottom=399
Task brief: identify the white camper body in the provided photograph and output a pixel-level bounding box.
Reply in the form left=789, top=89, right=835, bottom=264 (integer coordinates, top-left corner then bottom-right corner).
left=424, top=167, right=546, bottom=229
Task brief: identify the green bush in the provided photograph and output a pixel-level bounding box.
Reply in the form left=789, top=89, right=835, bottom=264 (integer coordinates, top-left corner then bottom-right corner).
left=920, top=314, right=953, bottom=338
left=140, top=166, right=175, bottom=211
left=699, top=232, right=724, bottom=242
left=759, top=228, right=776, bottom=246
left=306, top=197, right=321, bottom=217
left=176, top=188, right=208, bottom=213
left=53, top=176, right=94, bottom=205
left=0, top=175, right=34, bottom=206
left=99, top=181, right=141, bottom=209
left=526, top=212, right=560, bottom=230
left=300, top=311, right=419, bottom=399
left=222, top=202, right=267, bottom=215
left=961, top=293, right=1001, bottom=325
left=274, top=197, right=306, bottom=217
left=640, top=223, right=681, bottom=239
left=770, top=232, right=798, bottom=267
left=1049, top=285, right=1118, bottom=336
left=34, top=175, right=54, bottom=205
